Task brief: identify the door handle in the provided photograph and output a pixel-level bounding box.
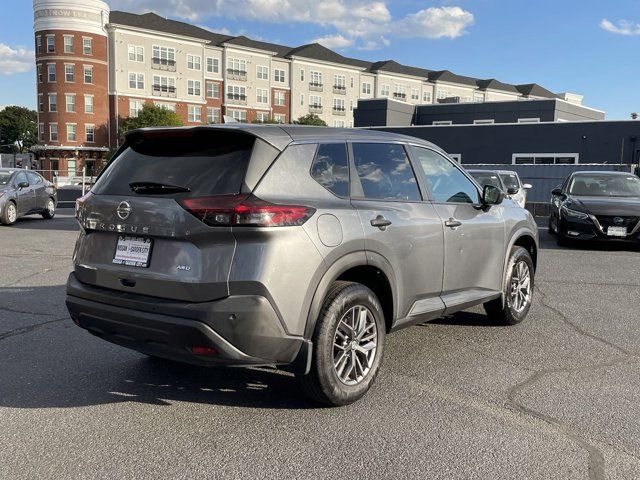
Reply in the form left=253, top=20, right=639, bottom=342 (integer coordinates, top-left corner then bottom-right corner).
left=370, top=215, right=392, bottom=230
left=445, top=218, right=462, bottom=228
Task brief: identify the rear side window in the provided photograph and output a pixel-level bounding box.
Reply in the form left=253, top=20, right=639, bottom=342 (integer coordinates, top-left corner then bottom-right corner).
left=26, top=172, right=43, bottom=184
left=311, top=143, right=349, bottom=197
left=92, top=131, right=255, bottom=196
left=352, top=143, right=421, bottom=201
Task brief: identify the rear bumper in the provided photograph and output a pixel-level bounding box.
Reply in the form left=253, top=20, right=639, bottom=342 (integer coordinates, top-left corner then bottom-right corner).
left=66, top=273, right=310, bottom=369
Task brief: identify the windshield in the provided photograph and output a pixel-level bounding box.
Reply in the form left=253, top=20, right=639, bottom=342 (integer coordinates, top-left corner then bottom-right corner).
left=568, top=174, right=640, bottom=197
left=0, top=172, right=13, bottom=186
left=499, top=173, right=520, bottom=190
left=470, top=172, right=502, bottom=189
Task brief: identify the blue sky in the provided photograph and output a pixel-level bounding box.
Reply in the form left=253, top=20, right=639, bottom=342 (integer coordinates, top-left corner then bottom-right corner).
left=1, top=0, right=639, bottom=119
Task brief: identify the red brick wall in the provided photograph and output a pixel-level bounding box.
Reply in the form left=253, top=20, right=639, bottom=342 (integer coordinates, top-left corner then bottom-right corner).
left=272, top=88, right=290, bottom=123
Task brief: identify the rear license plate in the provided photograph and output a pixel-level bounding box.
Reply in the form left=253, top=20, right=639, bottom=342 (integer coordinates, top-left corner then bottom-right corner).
left=607, top=226, right=627, bottom=237
left=113, top=236, right=153, bottom=268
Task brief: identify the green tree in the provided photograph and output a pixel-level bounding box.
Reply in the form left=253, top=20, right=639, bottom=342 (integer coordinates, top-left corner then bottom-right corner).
left=119, top=104, right=183, bottom=138
left=0, top=106, right=37, bottom=153
left=293, top=114, right=327, bottom=126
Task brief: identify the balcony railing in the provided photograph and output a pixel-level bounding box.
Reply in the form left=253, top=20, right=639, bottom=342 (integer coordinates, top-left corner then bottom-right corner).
left=227, top=93, right=247, bottom=105
left=333, top=85, right=347, bottom=95
left=152, top=58, right=176, bottom=72
left=393, top=92, right=407, bottom=100
left=309, top=82, right=323, bottom=92
left=227, top=69, right=247, bottom=81
left=152, top=85, right=177, bottom=98
left=309, top=105, right=323, bottom=114
left=332, top=107, right=346, bottom=116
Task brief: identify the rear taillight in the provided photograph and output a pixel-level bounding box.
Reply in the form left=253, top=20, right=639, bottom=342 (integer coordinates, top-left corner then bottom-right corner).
left=178, top=194, right=316, bottom=227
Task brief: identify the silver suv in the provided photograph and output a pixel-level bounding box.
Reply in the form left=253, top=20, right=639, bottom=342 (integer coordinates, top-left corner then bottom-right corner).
left=67, top=125, right=538, bottom=406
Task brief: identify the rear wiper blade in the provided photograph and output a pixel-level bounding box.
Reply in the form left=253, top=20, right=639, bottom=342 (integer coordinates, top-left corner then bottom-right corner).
left=129, top=182, right=190, bottom=194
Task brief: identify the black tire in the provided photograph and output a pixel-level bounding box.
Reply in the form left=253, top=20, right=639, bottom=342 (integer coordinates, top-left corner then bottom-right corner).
left=484, top=246, right=534, bottom=326
left=556, top=233, right=569, bottom=247
left=1, top=201, right=17, bottom=226
left=41, top=198, right=56, bottom=219
left=298, top=281, right=386, bottom=406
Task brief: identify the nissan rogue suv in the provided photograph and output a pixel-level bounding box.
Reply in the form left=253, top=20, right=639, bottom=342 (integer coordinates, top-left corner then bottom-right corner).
left=66, top=125, right=538, bottom=406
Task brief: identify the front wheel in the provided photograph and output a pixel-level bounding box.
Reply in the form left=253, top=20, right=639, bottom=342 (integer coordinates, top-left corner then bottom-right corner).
left=1, top=201, right=17, bottom=225
left=298, top=281, right=386, bottom=406
left=42, top=198, right=55, bottom=219
left=484, top=246, right=534, bottom=325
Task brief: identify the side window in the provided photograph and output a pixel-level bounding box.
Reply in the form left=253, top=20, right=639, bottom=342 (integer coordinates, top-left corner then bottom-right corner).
left=27, top=172, right=42, bottom=184
left=310, top=143, right=349, bottom=197
left=15, top=172, right=28, bottom=186
left=352, top=143, right=421, bottom=201
left=412, top=147, right=479, bottom=204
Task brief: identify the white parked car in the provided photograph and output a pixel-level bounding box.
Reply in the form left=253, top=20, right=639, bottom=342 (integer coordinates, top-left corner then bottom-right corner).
left=467, top=169, right=532, bottom=208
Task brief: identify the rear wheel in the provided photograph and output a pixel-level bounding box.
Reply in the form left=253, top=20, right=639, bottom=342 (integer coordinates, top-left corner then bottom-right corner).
left=42, top=198, right=55, bottom=219
left=1, top=201, right=17, bottom=225
left=484, top=246, right=534, bottom=325
left=298, top=281, right=386, bottom=406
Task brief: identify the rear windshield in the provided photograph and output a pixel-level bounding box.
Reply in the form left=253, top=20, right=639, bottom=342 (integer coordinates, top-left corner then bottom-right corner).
left=470, top=172, right=502, bottom=189
left=92, top=131, right=255, bottom=197
left=499, top=174, right=520, bottom=190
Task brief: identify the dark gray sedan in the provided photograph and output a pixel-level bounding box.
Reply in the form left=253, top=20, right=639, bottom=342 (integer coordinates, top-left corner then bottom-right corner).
left=0, top=169, right=57, bottom=225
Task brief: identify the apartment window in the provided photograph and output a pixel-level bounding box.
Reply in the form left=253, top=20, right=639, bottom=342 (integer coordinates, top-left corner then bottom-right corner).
left=83, top=65, right=93, bottom=84
left=423, top=91, right=432, bottom=103
left=513, top=153, right=579, bottom=165
left=187, top=80, right=201, bottom=96
left=188, top=105, right=202, bottom=123
left=411, top=89, right=420, bottom=101
left=226, top=85, right=246, bottom=100
left=257, top=65, right=269, bottom=80
left=37, top=65, right=43, bottom=83
left=274, top=114, right=286, bottom=124
left=227, top=58, right=246, bottom=75
left=36, top=36, right=42, bottom=54
left=84, top=95, right=94, bottom=113
left=129, top=100, right=143, bottom=118
left=129, top=73, right=144, bottom=90
left=362, top=82, right=371, bottom=95
left=274, top=69, right=285, bottom=83
left=83, top=38, right=92, bottom=55
left=206, top=107, right=220, bottom=124
left=350, top=77, right=354, bottom=88
left=48, top=93, right=57, bottom=112
left=350, top=100, right=354, bottom=111
left=437, top=90, right=448, bottom=100
left=206, top=82, right=219, bottom=99
left=333, top=75, right=346, bottom=90
left=206, top=57, right=219, bottom=74
left=518, top=118, right=540, bottom=124
left=187, top=54, right=201, bottom=70
left=310, top=71, right=323, bottom=87
left=64, top=35, right=74, bottom=53
left=49, top=123, right=58, bottom=142
left=229, top=109, right=247, bottom=123
left=128, top=45, right=144, bottom=62
left=65, top=94, right=76, bottom=113
left=38, top=123, right=44, bottom=141
left=394, top=84, right=407, bottom=99
left=300, top=69, right=305, bottom=82
left=153, top=75, right=176, bottom=96
left=256, top=112, right=269, bottom=123
left=334, top=120, right=345, bottom=128
left=380, top=85, right=390, bottom=97
left=473, top=94, right=485, bottom=103
left=85, top=124, right=95, bottom=143
left=47, top=64, right=56, bottom=82
left=65, top=64, right=75, bottom=82
left=473, top=119, right=494, bottom=125
left=299, top=93, right=304, bottom=106
left=152, top=46, right=176, bottom=68
left=333, top=98, right=345, bottom=112
left=433, top=121, right=452, bottom=126
left=154, top=102, right=176, bottom=112
left=46, top=35, right=55, bottom=53
left=38, top=94, right=44, bottom=113
left=256, top=88, right=268, bottom=104
left=66, top=124, right=77, bottom=142
left=310, top=95, right=322, bottom=108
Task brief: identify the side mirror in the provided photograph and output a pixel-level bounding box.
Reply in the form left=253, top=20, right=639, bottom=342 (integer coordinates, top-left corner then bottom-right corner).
left=17, top=181, right=29, bottom=189
left=523, top=183, right=533, bottom=190
left=551, top=187, right=563, bottom=196
left=482, top=185, right=504, bottom=206
left=506, top=187, right=520, bottom=195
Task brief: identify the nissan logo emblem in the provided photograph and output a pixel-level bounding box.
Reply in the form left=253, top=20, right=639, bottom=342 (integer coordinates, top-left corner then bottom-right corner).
left=613, top=217, right=624, bottom=226
left=117, top=201, right=132, bottom=220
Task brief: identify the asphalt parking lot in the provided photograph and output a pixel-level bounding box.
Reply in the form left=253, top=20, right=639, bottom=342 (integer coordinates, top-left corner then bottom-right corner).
left=1, top=212, right=639, bottom=480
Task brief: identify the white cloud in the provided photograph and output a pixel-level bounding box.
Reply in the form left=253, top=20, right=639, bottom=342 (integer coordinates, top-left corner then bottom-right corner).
left=110, top=0, right=473, bottom=49
left=600, top=18, right=640, bottom=36
left=0, top=44, right=34, bottom=75
left=312, top=34, right=353, bottom=49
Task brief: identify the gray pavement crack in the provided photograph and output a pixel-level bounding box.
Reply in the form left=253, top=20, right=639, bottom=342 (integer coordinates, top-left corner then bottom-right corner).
left=0, top=317, right=68, bottom=342
left=0, top=305, right=53, bottom=316
left=1, top=265, right=70, bottom=288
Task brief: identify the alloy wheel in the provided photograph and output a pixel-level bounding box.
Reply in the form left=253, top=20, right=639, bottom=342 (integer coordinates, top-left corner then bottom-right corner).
left=333, top=305, right=378, bottom=386
left=510, top=260, right=532, bottom=314
left=7, top=204, right=17, bottom=224
left=47, top=200, right=55, bottom=215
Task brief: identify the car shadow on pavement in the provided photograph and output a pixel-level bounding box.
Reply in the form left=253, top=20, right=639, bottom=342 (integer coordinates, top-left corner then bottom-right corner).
left=429, top=311, right=508, bottom=328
